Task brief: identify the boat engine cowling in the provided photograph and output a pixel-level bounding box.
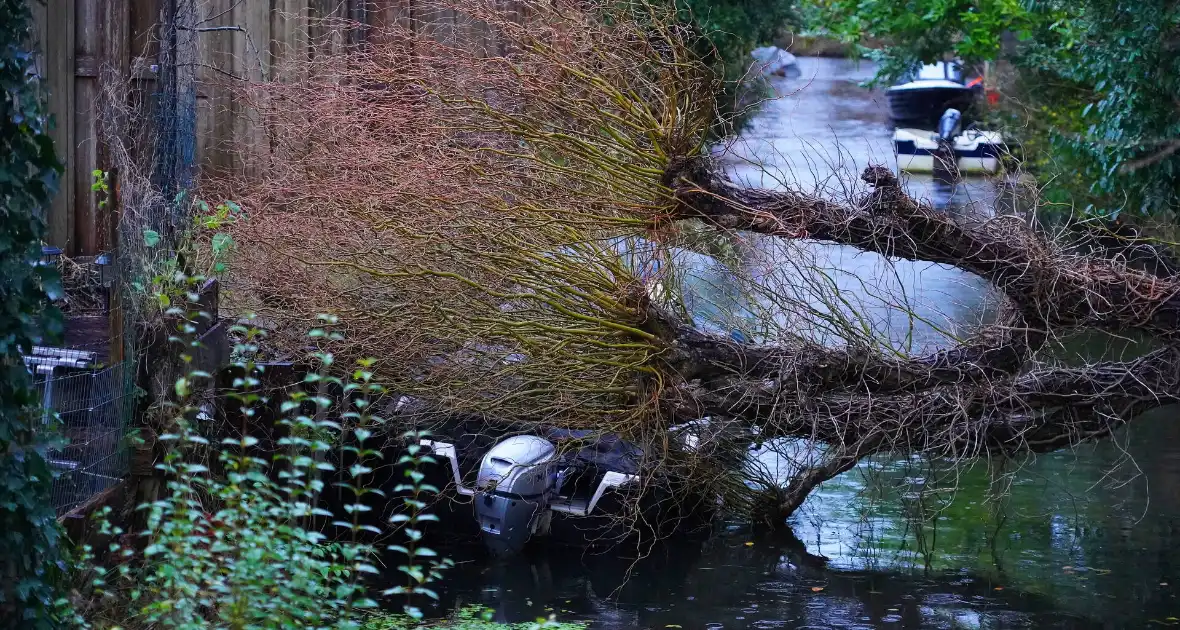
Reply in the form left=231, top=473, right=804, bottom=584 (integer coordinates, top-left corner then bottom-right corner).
left=474, top=435, right=559, bottom=556
left=938, top=107, right=963, bottom=141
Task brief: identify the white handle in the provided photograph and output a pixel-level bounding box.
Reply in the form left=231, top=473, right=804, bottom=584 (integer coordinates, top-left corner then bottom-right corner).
left=420, top=440, right=475, bottom=496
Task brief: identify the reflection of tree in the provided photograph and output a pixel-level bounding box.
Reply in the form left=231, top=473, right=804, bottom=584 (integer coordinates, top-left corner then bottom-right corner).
left=442, top=527, right=1082, bottom=628
left=786, top=402, right=1180, bottom=627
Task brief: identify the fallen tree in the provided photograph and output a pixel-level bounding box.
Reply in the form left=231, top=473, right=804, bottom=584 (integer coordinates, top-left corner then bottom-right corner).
left=217, top=0, right=1180, bottom=528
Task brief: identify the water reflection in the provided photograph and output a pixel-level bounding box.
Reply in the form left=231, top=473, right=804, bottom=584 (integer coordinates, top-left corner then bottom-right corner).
left=434, top=524, right=1113, bottom=628
left=432, top=410, right=1180, bottom=628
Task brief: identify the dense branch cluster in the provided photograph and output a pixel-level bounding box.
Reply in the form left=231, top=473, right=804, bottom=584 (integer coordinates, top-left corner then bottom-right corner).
left=218, top=0, right=1180, bottom=526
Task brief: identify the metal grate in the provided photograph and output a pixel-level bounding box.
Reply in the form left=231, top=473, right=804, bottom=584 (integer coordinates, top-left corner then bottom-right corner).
left=29, top=356, right=136, bottom=515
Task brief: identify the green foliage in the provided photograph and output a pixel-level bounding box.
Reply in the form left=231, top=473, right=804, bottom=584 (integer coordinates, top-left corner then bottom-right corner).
left=810, top=0, right=1030, bottom=75
left=132, top=194, right=241, bottom=312
left=194, top=198, right=242, bottom=276
left=1018, top=0, right=1180, bottom=217
left=83, top=308, right=450, bottom=628
left=91, top=169, right=110, bottom=211
left=0, top=0, right=66, bottom=625
left=806, top=0, right=1180, bottom=217
left=678, top=0, right=801, bottom=133
left=383, top=429, right=456, bottom=620
left=361, top=606, right=587, bottom=630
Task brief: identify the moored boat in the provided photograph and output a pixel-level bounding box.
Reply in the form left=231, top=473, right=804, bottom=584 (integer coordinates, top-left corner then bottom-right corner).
left=421, top=422, right=726, bottom=556
left=751, top=46, right=800, bottom=78
left=894, top=126, right=1005, bottom=174
left=886, top=62, right=980, bottom=129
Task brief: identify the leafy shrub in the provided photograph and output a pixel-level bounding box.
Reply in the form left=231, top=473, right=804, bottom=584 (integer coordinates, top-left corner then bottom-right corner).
left=0, top=0, right=66, bottom=626
left=680, top=0, right=801, bottom=134
left=82, top=307, right=450, bottom=628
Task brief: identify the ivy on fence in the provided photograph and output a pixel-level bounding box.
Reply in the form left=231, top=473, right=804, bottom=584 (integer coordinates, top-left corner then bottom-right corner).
left=0, top=0, right=67, bottom=625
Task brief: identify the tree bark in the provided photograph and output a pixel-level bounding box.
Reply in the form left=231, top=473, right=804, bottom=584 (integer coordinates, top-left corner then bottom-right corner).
left=645, top=160, right=1180, bottom=524
left=667, top=160, right=1180, bottom=338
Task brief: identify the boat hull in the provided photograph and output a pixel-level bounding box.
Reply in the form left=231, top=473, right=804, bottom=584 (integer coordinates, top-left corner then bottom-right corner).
left=896, top=154, right=1001, bottom=175
left=894, top=128, right=1005, bottom=175
left=886, top=85, right=976, bottom=129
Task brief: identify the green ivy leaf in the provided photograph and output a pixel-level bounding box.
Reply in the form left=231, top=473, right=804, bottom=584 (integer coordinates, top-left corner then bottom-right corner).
left=211, top=232, right=233, bottom=256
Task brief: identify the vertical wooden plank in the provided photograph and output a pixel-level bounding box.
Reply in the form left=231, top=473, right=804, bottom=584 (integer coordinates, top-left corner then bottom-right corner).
left=234, top=0, right=272, bottom=178
left=226, top=0, right=246, bottom=176
left=194, top=84, right=214, bottom=179
left=201, top=0, right=237, bottom=173
left=311, top=0, right=349, bottom=58
left=99, top=0, right=131, bottom=253
left=350, top=0, right=367, bottom=46
left=367, top=0, right=416, bottom=44
left=272, top=0, right=309, bottom=81
left=176, top=0, right=200, bottom=195
left=74, top=0, right=102, bottom=255
left=108, top=168, right=124, bottom=364
left=125, top=0, right=157, bottom=186
left=130, top=0, right=161, bottom=58
left=366, top=0, right=395, bottom=43
left=47, top=0, right=76, bottom=253
left=29, top=0, right=48, bottom=71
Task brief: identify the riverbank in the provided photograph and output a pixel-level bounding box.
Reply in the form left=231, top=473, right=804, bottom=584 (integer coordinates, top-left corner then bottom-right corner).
left=777, top=32, right=886, bottom=57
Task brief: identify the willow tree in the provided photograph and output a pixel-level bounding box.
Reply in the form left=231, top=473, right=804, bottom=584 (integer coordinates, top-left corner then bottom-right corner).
left=221, top=0, right=1180, bottom=526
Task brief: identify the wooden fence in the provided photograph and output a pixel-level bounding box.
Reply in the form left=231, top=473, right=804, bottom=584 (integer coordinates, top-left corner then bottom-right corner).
left=31, top=0, right=437, bottom=256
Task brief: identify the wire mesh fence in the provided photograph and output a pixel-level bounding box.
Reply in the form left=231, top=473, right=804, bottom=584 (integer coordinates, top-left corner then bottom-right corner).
left=29, top=0, right=206, bottom=520
left=30, top=358, right=136, bottom=515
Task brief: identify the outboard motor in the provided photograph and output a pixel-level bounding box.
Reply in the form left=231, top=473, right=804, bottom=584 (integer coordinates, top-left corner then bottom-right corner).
left=937, top=107, right=962, bottom=141
left=474, top=435, right=559, bottom=556
left=933, top=108, right=963, bottom=181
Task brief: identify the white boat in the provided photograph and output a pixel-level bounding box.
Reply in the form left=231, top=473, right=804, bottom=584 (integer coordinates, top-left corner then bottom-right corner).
left=750, top=46, right=799, bottom=78
left=894, top=126, right=1005, bottom=174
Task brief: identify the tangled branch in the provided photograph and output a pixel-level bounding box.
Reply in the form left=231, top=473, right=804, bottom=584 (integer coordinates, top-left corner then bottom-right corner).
left=214, top=0, right=1180, bottom=530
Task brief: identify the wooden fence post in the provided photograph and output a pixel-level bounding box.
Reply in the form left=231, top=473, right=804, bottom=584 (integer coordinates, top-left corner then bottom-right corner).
left=45, top=0, right=76, bottom=252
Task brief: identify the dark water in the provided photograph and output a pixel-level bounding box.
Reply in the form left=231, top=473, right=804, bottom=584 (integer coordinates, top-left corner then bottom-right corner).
left=415, top=58, right=1180, bottom=628
left=429, top=410, right=1180, bottom=629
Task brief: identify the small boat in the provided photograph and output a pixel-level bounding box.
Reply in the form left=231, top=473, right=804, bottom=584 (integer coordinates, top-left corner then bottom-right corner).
left=886, top=61, right=979, bottom=129
left=421, top=420, right=732, bottom=556
left=750, top=46, right=800, bottom=78
left=894, top=125, right=1005, bottom=175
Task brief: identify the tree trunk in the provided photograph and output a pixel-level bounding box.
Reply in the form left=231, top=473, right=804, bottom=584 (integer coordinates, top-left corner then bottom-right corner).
left=642, top=160, right=1180, bottom=525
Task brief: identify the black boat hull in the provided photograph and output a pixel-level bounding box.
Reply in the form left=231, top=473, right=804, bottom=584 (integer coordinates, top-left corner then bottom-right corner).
left=886, top=85, right=976, bottom=128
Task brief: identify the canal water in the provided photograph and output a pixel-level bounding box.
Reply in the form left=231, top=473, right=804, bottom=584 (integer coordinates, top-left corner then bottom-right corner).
left=415, top=57, right=1180, bottom=628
